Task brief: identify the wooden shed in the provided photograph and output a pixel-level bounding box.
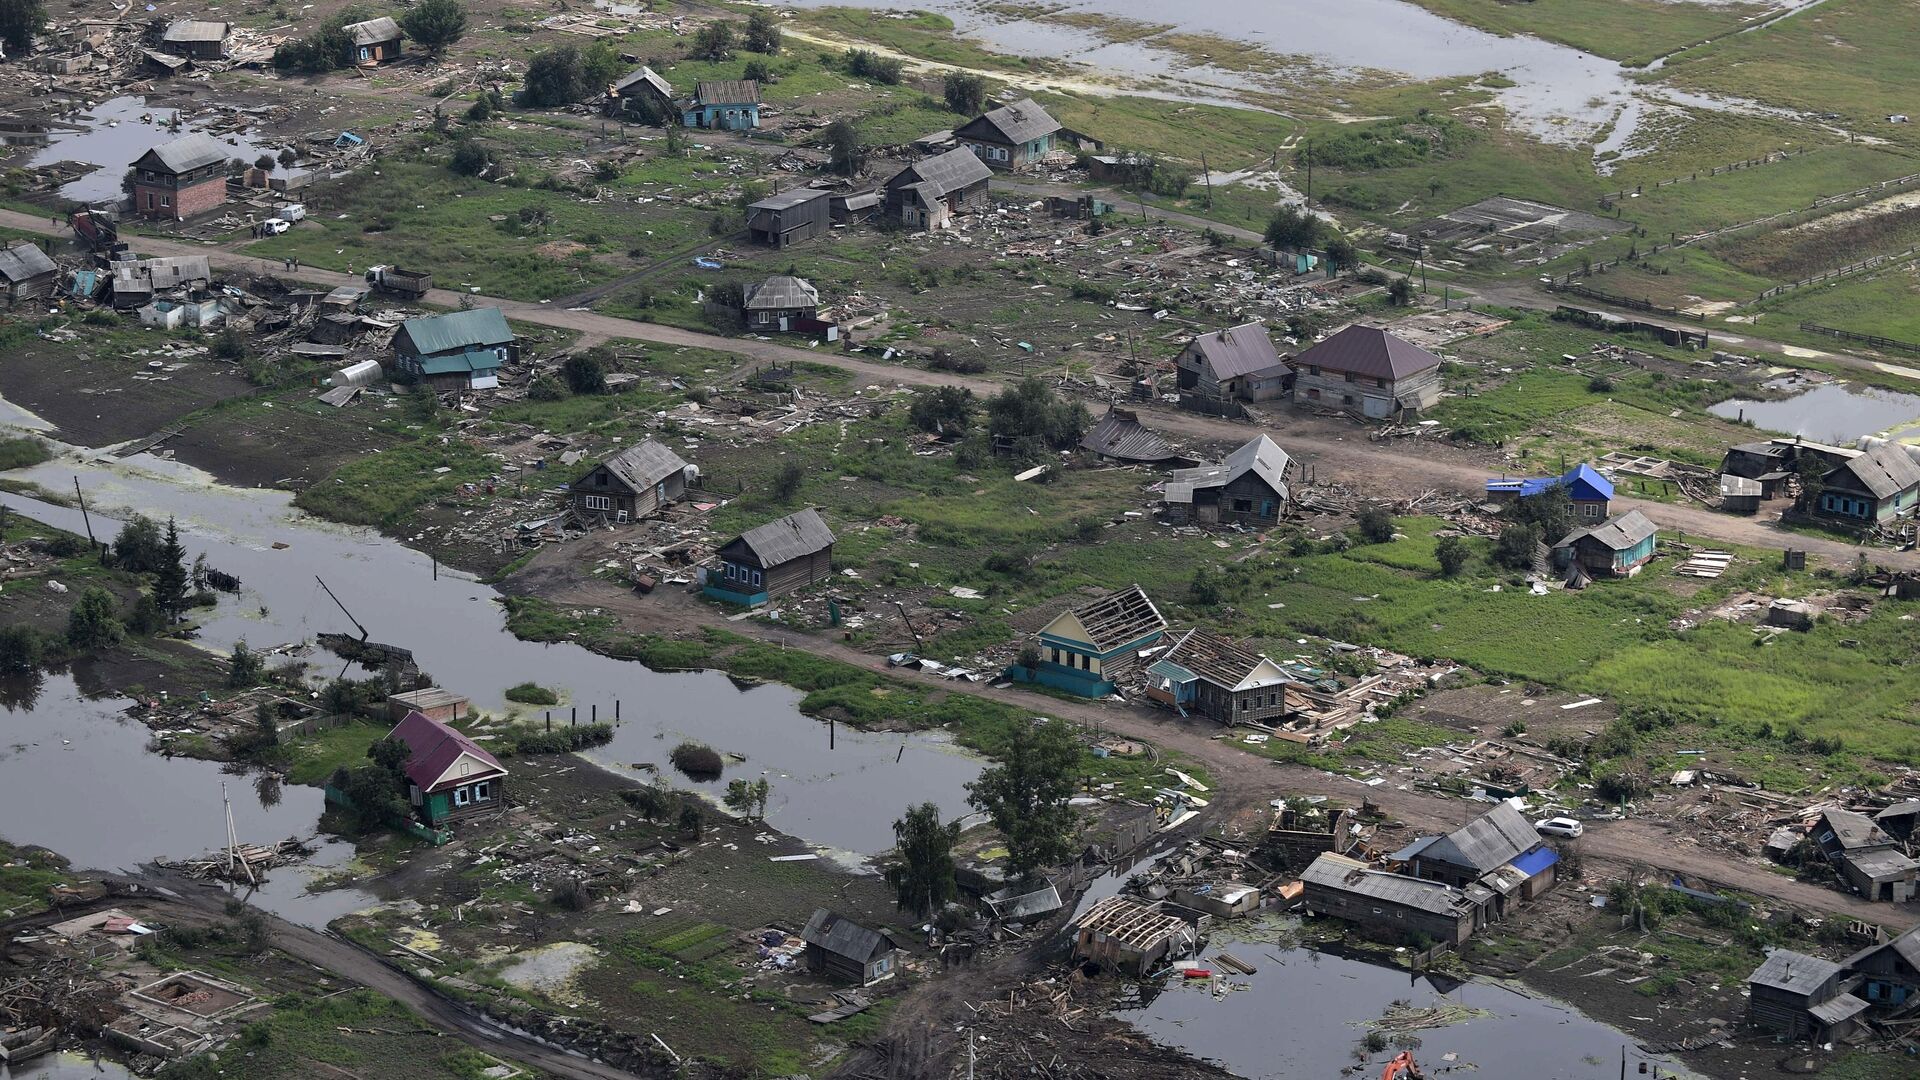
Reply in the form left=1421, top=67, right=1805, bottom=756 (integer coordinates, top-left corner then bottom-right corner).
left=1552, top=509, right=1657, bottom=578
left=798, top=909, right=898, bottom=985
left=569, top=439, right=692, bottom=524
left=0, top=241, right=58, bottom=306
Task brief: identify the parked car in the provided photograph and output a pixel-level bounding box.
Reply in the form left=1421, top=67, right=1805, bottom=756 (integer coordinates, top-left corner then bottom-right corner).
left=1535, top=816, right=1584, bottom=838
left=260, top=218, right=292, bottom=235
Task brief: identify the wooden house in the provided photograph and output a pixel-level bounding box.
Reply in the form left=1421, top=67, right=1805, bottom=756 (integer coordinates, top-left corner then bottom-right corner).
left=1014, top=584, right=1166, bottom=697
left=742, top=275, right=820, bottom=330
left=746, top=186, right=830, bottom=248
left=343, top=17, right=403, bottom=65
left=883, top=149, right=992, bottom=231
left=1145, top=628, right=1294, bottom=725
left=1485, top=463, right=1613, bottom=523
left=1290, top=325, right=1443, bottom=417
left=1397, top=803, right=1554, bottom=908
left=1747, top=949, right=1868, bottom=1041
left=607, top=67, right=675, bottom=120
left=0, top=241, right=58, bottom=307
left=129, top=133, right=231, bottom=221
left=1174, top=322, right=1289, bottom=407
left=798, top=909, right=899, bottom=985
left=1846, top=928, right=1920, bottom=1011
left=1811, top=808, right=1919, bottom=902
left=1163, top=434, right=1291, bottom=526
left=953, top=97, right=1061, bottom=171
left=1720, top=437, right=1858, bottom=500
left=391, top=307, right=515, bottom=390
left=681, top=80, right=760, bottom=130
left=1301, top=853, right=1483, bottom=946
left=1552, top=509, right=1657, bottom=578
left=388, top=711, right=506, bottom=826
left=161, top=20, right=229, bottom=61
left=704, top=508, right=836, bottom=606
left=1814, top=443, right=1920, bottom=525
left=1072, top=896, right=1197, bottom=975
left=569, top=439, right=692, bottom=524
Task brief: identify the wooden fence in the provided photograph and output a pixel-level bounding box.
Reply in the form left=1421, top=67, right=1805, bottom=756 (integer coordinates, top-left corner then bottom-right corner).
left=1798, top=322, right=1920, bottom=356
left=1548, top=282, right=1706, bottom=323
left=1755, top=247, right=1919, bottom=302
left=1597, top=149, right=1809, bottom=205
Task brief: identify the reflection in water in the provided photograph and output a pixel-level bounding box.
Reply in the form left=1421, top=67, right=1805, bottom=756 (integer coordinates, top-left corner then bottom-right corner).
left=0, top=669, right=45, bottom=712
left=254, top=771, right=283, bottom=808
left=1710, top=380, right=1920, bottom=443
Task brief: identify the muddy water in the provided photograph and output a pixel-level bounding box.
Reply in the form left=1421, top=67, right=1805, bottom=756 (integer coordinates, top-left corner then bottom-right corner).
left=1711, top=380, right=1920, bottom=443
left=1116, top=931, right=1692, bottom=1079
left=27, top=96, right=292, bottom=204
left=0, top=453, right=982, bottom=857
left=5, top=1052, right=136, bottom=1080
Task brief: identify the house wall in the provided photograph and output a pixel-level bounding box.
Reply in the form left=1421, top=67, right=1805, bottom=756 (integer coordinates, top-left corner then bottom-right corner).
left=747, top=304, right=818, bottom=329
left=804, top=946, right=868, bottom=983
left=417, top=777, right=502, bottom=825
left=751, top=199, right=829, bottom=247
left=708, top=547, right=832, bottom=605
left=1855, top=948, right=1920, bottom=1009
left=961, top=133, right=1054, bottom=170
left=683, top=103, right=759, bottom=130
left=1838, top=858, right=1917, bottom=903
left=1302, top=880, right=1472, bottom=946
left=1190, top=679, right=1289, bottom=725
left=1030, top=628, right=1164, bottom=696
left=573, top=467, right=684, bottom=522
left=1819, top=482, right=1916, bottom=523
left=1294, top=365, right=1442, bottom=417
left=356, top=37, right=401, bottom=63
left=1747, top=984, right=1841, bottom=1039
left=132, top=174, right=226, bottom=221
left=883, top=179, right=988, bottom=230
left=3, top=270, right=57, bottom=305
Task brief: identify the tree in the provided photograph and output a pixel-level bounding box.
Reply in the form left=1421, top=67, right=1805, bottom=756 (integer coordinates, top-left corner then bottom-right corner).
left=1510, top=483, right=1572, bottom=544
left=1493, top=523, right=1541, bottom=570
left=620, top=784, right=669, bottom=821
left=1386, top=276, right=1415, bottom=305
left=0, top=625, right=44, bottom=674
left=66, top=586, right=124, bottom=652
left=271, top=13, right=356, bottom=73
left=523, top=44, right=593, bottom=106
left=986, top=377, right=1091, bottom=458
left=448, top=139, right=496, bottom=177
left=152, top=518, right=190, bottom=619
left=1322, top=234, right=1357, bottom=272
left=677, top=797, right=704, bottom=838
left=1189, top=564, right=1225, bottom=606
left=966, top=721, right=1081, bottom=883
left=1434, top=534, right=1468, bottom=577
left=724, top=778, right=771, bottom=820
left=581, top=38, right=623, bottom=89
left=825, top=119, right=866, bottom=177
left=943, top=72, right=987, bottom=116
left=1264, top=205, right=1321, bottom=251
left=228, top=639, right=263, bottom=687
left=771, top=459, right=805, bottom=502
left=254, top=153, right=276, bottom=173
left=908, top=386, right=973, bottom=436
left=562, top=348, right=609, bottom=394
left=689, top=20, right=736, bottom=62
left=742, top=11, right=781, bottom=54
left=403, top=0, right=467, bottom=58
left=885, top=803, right=960, bottom=918
left=465, top=95, right=494, bottom=123
left=1793, top=453, right=1828, bottom=512
left=111, top=514, right=168, bottom=573
left=742, top=58, right=773, bottom=85
left=278, top=147, right=299, bottom=170
left=0, top=0, right=47, bottom=54
left=1356, top=505, right=1396, bottom=544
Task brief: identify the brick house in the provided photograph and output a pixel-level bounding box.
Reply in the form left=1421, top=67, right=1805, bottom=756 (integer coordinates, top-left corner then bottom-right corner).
left=129, top=133, right=231, bottom=221
left=1291, top=325, right=1443, bottom=418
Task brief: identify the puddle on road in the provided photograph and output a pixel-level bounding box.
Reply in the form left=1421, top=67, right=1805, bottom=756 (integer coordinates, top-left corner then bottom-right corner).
left=1710, top=379, right=1920, bottom=444
left=26, top=96, right=294, bottom=204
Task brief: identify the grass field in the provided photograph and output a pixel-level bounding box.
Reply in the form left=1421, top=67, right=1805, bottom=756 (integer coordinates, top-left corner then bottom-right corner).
left=0, top=840, right=69, bottom=917
left=1751, top=262, right=1920, bottom=344
left=1404, top=0, right=1773, bottom=65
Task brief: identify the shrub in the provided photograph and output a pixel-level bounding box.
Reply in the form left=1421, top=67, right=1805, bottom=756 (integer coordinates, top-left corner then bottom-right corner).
left=448, top=140, right=496, bottom=177
left=551, top=876, right=595, bottom=910
left=1355, top=506, right=1395, bottom=544
left=670, top=741, right=723, bottom=780
left=1434, top=534, right=1468, bottom=577
left=771, top=460, right=806, bottom=502
left=66, top=586, right=123, bottom=651
left=1492, top=524, right=1539, bottom=570
left=505, top=681, right=559, bottom=705
left=943, top=72, right=986, bottom=115
left=403, top=0, right=468, bottom=57
left=501, top=723, right=613, bottom=755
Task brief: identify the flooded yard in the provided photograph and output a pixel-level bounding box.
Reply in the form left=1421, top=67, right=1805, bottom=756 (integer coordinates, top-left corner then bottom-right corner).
left=1709, top=378, right=1920, bottom=443
left=26, top=96, right=294, bottom=204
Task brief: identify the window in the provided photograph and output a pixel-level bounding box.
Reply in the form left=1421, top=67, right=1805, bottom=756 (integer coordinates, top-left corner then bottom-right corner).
left=1342, top=395, right=1354, bottom=406
left=1343, top=372, right=1356, bottom=383
left=583, top=494, right=612, bottom=511
left=1376, top=378, right=1387, bottom=388
left=473, top=782, right=490, bottom=802
left=1232, top=498, right=1253, bottom=513
left=1308, top=365, right=1319, bottom=376
left=1050, top=647, right=1061, bottom=665
left=751, top=569, right=762, bottom=587
left=453, top=787, right=471, bottom=807
left=1080, top=653, right=1091, bottom=671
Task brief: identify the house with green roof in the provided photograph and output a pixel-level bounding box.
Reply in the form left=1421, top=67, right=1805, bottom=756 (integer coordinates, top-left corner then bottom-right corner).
left=391, top=307, right=515, bottom=390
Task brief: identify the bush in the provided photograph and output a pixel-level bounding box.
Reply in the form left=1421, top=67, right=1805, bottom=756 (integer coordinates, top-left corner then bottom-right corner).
left=0, top=436, right=51, bottom=471
left=0, top=625, right=46, bottom=673
left=771, top=459, right=806, bottom=502
left=690, top=20, right=736, bottom=61
left=527, top=374, right=567, bottom=401
left=908, top=386, right=973, bottom=436
left=448, top=140, right=496, bottom=177
left=1492, top=524, right=1539, bottom=570
left=1434, top=534, right=1468, bottom=577
left=986, top=377, right=1091, bottom=459
left=670, top=741, right=723, bottom=780
left=1355, top=506, right=1395, bottom=544
left=501, top=723, right=613, bottom=755
left=843, top=48, right=903, bottom=83
left=228, top=639, right=263, bottom=687
left=944, top=72, right=986, bottom=115
left=551, top=877, right=594, bottom=911
left=563, top=348, right=609, bottom=394
left=505, top=681, right=559, bottom=705
left=742, top=11, right=781, bottom=54
left=66, top=586, right=123, bottom=652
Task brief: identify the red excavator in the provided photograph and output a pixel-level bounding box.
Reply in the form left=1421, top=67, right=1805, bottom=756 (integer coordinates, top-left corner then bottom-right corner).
left=1380, top=1052, right=1425, bottom=1080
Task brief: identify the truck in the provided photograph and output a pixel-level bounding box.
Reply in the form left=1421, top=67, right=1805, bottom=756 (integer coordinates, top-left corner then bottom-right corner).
left=365, top=265, right=432, bottom=299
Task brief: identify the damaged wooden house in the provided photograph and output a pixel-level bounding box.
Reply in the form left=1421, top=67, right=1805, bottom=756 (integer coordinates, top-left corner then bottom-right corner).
left=1552, top=509, right=1657, bottom=582
left=1072, top=896, right=1198, bottom=975
left=704, top=507, right=836, bottom=606
left=1174, top=321, right=1290, bottom=416
left=1011, top=584, right=1167, bottom=697
left=390, top=307, right=515, bottom=391
left=882, top=148, right=993, bottom=232
left=799, top=909, right=899, bottom=985
left=1163, top=434, right=1292, bottom=527
left=1079, top=406, right=1185, bottom=466
left=1144, top=627, right=1296, bottom=725
left=568, top=439, right=695, bottom=525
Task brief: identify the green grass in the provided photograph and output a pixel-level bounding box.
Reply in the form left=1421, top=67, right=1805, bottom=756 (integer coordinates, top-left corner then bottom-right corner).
left=0, top=436, right=52, bottom=471
left=505, top=681, right=560, bottom=705
left=200, top=990, right=492, bottom=1080
left=293, top=436, right=499, bottom=528
left=1752, top=263, right=1920, bottom=345
left=283, top=721, right=390, bottom=786
left=0, top=840, right=70, bottom=917
left=790, top=8, right=1036, bottom=72
left=1404, top=0, right=1773, bottom=65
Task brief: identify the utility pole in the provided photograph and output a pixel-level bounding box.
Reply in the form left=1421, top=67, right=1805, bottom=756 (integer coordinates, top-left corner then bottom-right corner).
left=223, top=782, right=255, bottom=886
left=1305, top=141, right=1312, bottom=203
left=1200, top=151, right=1213, bottom=208
left=73, top=476, right=96, bottom=549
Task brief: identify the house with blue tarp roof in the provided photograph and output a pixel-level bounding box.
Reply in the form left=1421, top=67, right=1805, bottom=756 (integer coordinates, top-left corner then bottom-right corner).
left=391, top=307, right=515, bottom=391
left=1486, top=463, right=1613, bottom=522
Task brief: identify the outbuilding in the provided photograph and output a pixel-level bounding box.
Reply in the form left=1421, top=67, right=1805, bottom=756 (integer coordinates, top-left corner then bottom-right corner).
left=1747, top=949, right=1868, bottom=1041
left=1079, top=407, right=1183, bottom=465
left=705, top=508, right=836, bottom=606
left=161, top=20, right=229, bottom=61
left=798, top=909, right=899, bottom=985
left=129, top=132, right=231, bottom=221
left=388, top=710, right=507, bottom=826
left=386, top=688, right=470, bottom=725
left=391, top=307, right=515, bottom=390
left=742, top=275, right=821, bottom=330
left=1301, top=853, right=1482, bottom=946
left=0, top=241, right=58, bottom=306
left=1552, top=509, right=1657, bottom=578
left=1014, top=584, right=1167, bottom=697
left=1847, top=927, right=1920, bottom=1011
left=1290, top=325, right=1443, bottom=417
left=569, top=439, right=693, bottom=524
left=746, top=186, right=830, bottom=248
left=1072, top=896, right=1197, bottom=975
left=343, top=17, right=404, bottom=64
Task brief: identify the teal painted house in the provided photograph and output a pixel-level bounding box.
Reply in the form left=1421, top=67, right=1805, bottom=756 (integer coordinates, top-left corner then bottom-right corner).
left=1552, top=509, right=1657, bottom=579
left=392, top=307, right=515, bottom=391
left=955, top=98, right=1061, bottom=171
left=390, top=710, right=507, bottom=827
left=681, top=79, right=760, bottom=130
left=704, top=508, right=835, bottom=606
left=1849, top=928, right=1920, bottom=1011
left=1008, top=584, right=1166, bottom=697
left=1816, top=443, right=1920, bottom=524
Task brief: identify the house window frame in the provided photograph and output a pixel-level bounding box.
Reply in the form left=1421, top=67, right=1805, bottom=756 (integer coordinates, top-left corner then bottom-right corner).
left=473, top=781, right=490, bottom=803
left=751, top=569, right=763, bottom=587
left=453, top=786, right=471, bottom=808
left=583, top=494, right=612, bottom=511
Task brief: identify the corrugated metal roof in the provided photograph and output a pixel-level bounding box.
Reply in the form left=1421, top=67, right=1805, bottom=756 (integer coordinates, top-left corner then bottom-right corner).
left=1187, top=321, right=1287, bottom=381
left=1841, top=847, right=1918, bottom=881
left=1808, top=992, right=1869, bottom=1025
left=694, top=79, right=760, bottom=105
left=1301, top=853, right=1476, bottom=917
left=1847, top=925, right=1920, bottom=973
left=163, top=20, right=229, bottom=43
left=1294, top=325, right=1441, bottom=381
left=984, top=882, right=1062, bottom=920
left=734, top=507, right=835, bottom=566
left=135, top=132, right=232, bottom=175
left=396, top=307, right=514, bottom=355
left=1720, top=474, right=1762, bottom=497
left=1065, top=584, right=1166, bottom=653
left=800, top=908, right=894, bottom=963
left=1556, top=509, right=1656, bottom=552
left=1817, top=808, right=1893, bottom=852
left=1416, top=803, right=1541, bottom=875
left=890, top=147, right=993, bottom=198
left=612, top=66, right=673, bottom=97
left=744, top=274, right=819, bottom=311
left=1749, top=948, right=1843, bottom=996
left=389, top=710, right=505, bottom=793
left=748, top=186, right=828, bottom=212
left=0, top=241, right=56, bottom=283
left=1831, top=443, right=1920, bottom=499
left=595, top=439, right=689, bottom=491
left=1165, top=435, right=1291, bottom=505
left=955, top=97, right=1060, bottom=145
left=344, top=17, right=402, bottom=45
left=1079, top=407, right=1177, bottom=463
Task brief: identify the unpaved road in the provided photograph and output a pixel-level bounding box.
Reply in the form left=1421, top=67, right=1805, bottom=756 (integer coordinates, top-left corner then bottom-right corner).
left=5, top=212, right=1909, bottom=572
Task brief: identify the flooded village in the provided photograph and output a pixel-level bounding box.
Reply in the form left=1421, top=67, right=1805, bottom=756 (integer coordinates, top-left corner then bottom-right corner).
left=6, top=1, right=1920, bottom=1079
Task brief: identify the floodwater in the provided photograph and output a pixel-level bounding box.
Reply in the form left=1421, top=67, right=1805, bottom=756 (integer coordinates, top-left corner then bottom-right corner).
left=1711, top=379, right=1920, bottom=443
left=3, top=1052, right=135, bottom=1080
left=790, top=0, right=1812, bottom=154
left=26, top=96, right=288, bottom=204
left=0, top=450, right=982, bottom=857
left=1114, top=929, right=1692, bottom=1079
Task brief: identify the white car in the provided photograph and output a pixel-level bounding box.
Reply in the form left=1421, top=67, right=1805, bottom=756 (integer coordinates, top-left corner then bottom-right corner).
left=260, top=218, right=292, bottom=235
left=1535, top=816, right=1584, bottom=839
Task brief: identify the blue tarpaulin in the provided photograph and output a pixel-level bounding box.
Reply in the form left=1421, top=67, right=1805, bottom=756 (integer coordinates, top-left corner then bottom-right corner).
left=1510, top=846, right=1559, bottom=878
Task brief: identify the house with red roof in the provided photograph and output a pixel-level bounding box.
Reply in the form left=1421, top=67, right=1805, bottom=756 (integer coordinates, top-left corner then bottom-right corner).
left=1290, top=325, right=1444, bottom=418
left=387, top=711, right=507, bottom=826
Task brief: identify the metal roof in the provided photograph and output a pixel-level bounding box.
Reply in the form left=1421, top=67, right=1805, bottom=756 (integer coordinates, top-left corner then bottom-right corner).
left=594, top=439, right=689, bottom=492
left=1556, top=509, right=1656, bottom=552
left=1847, top=925, right=1920, bottom=973
left=1165, top=435, right=1291, bottom=505
left=694, top=79, right=760, bottom=105
left=134, top=132, right=232, bottom=175
left=0, top=241, right=56, bottom=282
left=112, top=255, right=211, bottom=292
left=744, top=274, right=819, bottom=311
left=396, top=307, right=514, bottom=355
left=344, top=17, right=401, bottom=45
left=1817, top=808, right=1893, bottom=852
left=799, top=908, right=894, bottom=963
left=1156, top=628, right=1289, bottom=692
left=732, top=507, right=835, bottom=566
left=890, top=147, right=993, bottom=198
left=1063, top=584, right=1166, bottom=653
left=1808, top=992, right=1870, bottom=1025
left=163, top=20, right=228, bottom=43
left=1749, top=948, right=1843, bottom=996
left=955, top=97, right=1060, bottom=146
left=612, top=66, right=673, bottom=97
left=1719, top=473, right=1762, bottom=497
left=1301, top=853, right=1477, bottom=917
left=983, top=882, right=1062, bottom=920
left=1841, top=847, right=1918, bottom=881
left=389, top=710, right=505, bottom=793
left=748, top=186, right=829, bottom=212
left=1415, top=803, right=1542, bottom=875
left=1293, top=325, right=1441, bottom=381
left=1829, top=443, right=1920, bottom=499
left=1187, top=321, right=1287, bottom=381
left=1079, top=407, right=1177, bottom=463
